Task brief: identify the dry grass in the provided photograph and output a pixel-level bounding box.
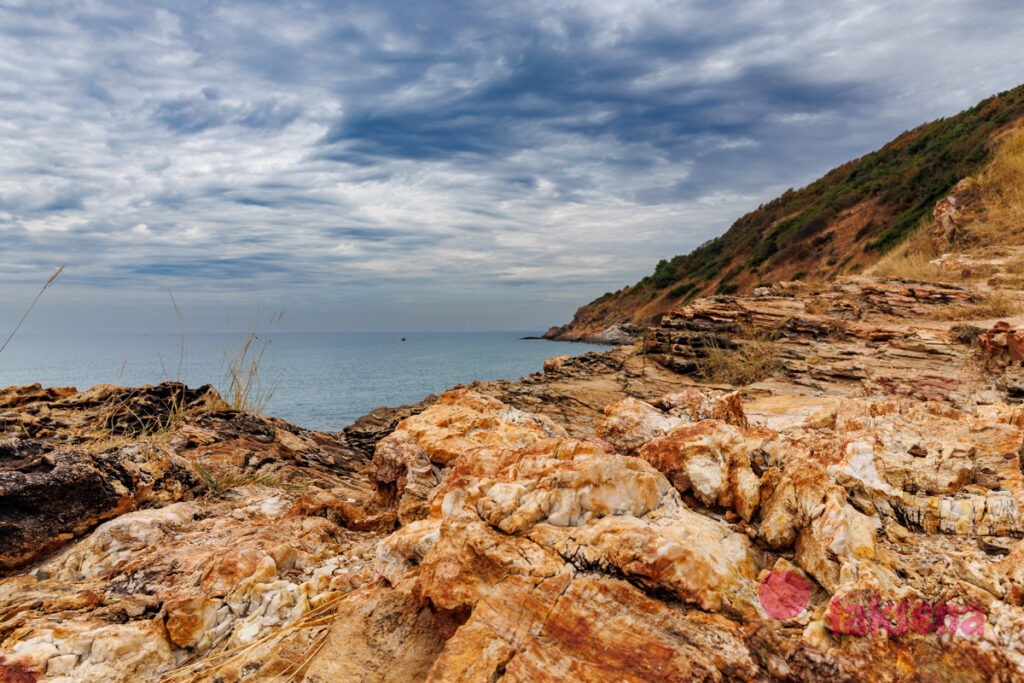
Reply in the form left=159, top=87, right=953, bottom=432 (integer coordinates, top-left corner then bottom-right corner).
left=696, top=326, right=782, bottom=385
left=192, top=461, right=298, bottom=497
left=972, top=126, right=1024, bottom=244
left=869, top=126, right=1024, bottom=281
left=869, top=218, right=951, bottom=282
left=990, top=253, right=1024, bottom=289
left=802, top=298, right=833, bottom=316
left=933, top=291, right=1021, bottom=321
left=1005, top=253, right=1024, bottom=272
left=222, top=312, right=283, bottom=414
left=80, top=388, right=193, bottom=451
left=160, top=589, right=345, bottom=683
left=0, top=264, right=65, bottom=356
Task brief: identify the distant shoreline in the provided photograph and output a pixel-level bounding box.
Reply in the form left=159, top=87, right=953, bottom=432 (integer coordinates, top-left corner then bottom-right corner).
left=519, top=334, right=617, bottom=346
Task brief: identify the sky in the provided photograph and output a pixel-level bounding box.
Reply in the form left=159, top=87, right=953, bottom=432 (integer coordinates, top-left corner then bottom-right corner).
left=1, top=1, right=1023, bottom=333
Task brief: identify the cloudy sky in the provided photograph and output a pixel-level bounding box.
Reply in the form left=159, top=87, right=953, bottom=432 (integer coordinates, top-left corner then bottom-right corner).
left=1, top=0, right=1023, bottom=333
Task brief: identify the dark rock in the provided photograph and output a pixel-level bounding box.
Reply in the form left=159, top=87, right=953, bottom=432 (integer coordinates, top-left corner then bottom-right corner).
left=342, top=398, right=436, bottom=458
left=978, top=536, right=1016, bottom=555
left=0, top=441, right=195, bottom=571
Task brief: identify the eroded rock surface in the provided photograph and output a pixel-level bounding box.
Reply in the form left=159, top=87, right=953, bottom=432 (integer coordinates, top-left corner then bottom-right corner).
left=0, top=383, right=379, bottom=682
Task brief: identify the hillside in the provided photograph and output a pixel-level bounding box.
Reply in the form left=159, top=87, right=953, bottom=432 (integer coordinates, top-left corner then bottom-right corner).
left=547, top=83, right=1024, bottom=341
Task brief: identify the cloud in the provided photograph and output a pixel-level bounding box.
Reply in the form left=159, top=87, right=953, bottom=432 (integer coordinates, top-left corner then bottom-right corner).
left=152, top=88, right=303, bottom=133
left=1, top=0, right=1024, bottom=332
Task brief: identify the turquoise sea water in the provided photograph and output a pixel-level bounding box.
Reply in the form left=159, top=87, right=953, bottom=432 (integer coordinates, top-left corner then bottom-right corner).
left=0, top=332, right=609, bottom=431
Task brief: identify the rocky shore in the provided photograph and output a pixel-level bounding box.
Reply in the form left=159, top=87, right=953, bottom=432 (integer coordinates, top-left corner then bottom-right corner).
left=3, top=267, right=1024, bottom=681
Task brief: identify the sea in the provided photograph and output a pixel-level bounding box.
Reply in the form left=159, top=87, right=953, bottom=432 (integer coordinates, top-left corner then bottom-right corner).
left=0, top=332, right=610, bottom=432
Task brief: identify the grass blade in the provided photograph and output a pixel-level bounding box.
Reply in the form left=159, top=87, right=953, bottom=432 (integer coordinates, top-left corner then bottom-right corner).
left=0, top=263, right=66, bottom=356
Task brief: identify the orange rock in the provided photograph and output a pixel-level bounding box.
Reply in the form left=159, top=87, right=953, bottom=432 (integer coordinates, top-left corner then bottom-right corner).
left=163, top=594, right=218, bottom=649
left=639, top=419, right=763, bottom=521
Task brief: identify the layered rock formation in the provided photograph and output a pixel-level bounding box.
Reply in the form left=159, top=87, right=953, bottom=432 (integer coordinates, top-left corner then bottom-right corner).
left=3, top=261, right=1024, bottom=680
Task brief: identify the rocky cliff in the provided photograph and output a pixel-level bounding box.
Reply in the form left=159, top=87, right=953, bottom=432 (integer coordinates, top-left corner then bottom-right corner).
left=3, top=234, right=1024, bottom=680
left=546, top=84, right=1024, bottom=343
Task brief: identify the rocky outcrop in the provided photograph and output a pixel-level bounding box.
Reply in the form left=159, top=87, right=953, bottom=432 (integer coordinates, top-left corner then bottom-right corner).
left=0, top=382, right=382, bottom=683
left=324, top=379, right=1024, bottom=681
left=644, top=278, right=985, bottom=407
left=932, top=178, right=980, bottom=248
left=546, top=86, right=1024, bottom=342
left=586, top=323, right=638, bottom=345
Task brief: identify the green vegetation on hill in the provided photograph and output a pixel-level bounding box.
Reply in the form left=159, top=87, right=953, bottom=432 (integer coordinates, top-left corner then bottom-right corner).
left=648, top=84, right=1024, bottom=294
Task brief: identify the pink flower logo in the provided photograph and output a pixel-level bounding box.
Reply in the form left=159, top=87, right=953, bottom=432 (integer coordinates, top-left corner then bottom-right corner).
left=759, top=569, right=812, bottom=619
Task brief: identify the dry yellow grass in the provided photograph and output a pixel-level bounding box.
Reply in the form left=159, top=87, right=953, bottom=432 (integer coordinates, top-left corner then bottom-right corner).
left=869, top=218, right=952, bottom=282
left=933, top=290, right=1021, bottom=321
left=696, top=327, right=782, bottom=385
left=160, top=589, right=344, bottom=683
left=192, top=462, right=304, bottom=497
left=803, top=298, right=832, bottom=315
left=223, top=311, right=283, bottom=413
left=973, top=126, right=1024, bottom=244
left=0, top=264, right=65, bottom=356
left=1003, top=253, right=1024, bottom=274
left=871, top=126, right=1024, bottom=280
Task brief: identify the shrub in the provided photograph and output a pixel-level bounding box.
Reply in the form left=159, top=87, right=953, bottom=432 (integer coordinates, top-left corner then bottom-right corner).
left=696, top=327, right=781, bottom=385
left=651, top=259, right=678, bottom=289
left=950, top=324, right=984, bottom=345
left=669, top=282, right=696, bottom=299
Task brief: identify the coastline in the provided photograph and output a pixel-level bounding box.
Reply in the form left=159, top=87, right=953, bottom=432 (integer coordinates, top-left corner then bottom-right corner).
left=0, top=331, right=611, bottom=432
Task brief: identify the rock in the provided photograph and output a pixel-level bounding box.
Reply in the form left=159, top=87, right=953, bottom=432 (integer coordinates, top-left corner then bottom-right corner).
left=979, top=321, right=1024, bottom=372
left=0, top=439, right=196, bottom=570
left=0, top=382, right=224, bottom=441
left=303, top=586, right=445, bottom=682
left=0, top=382, right=381, bottom=682
left=586, top=323, right=638, bottom=345
left=932, top=177, right=979, bottom=248
left=542, top=355, right=572, bottom=374
left=638, top=420, right=763, bottom=521
left=164, top=594, right=219, bottom=648
left=376, top=389, right=763, bottom=623
left=370, top=388, right=568, bottom=524
left=342, top=397, right=435, bottom=458
left=427, top=574, right=761, bottom=682
left=542, top=321, right=638, bottom=345
left=651, top=388, right=749, bottom=427
left=597, top=397, right=680, bottom=455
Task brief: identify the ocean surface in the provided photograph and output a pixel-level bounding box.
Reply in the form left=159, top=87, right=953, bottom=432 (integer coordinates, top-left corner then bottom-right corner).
left=0, top=332, right=609, bottom=431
